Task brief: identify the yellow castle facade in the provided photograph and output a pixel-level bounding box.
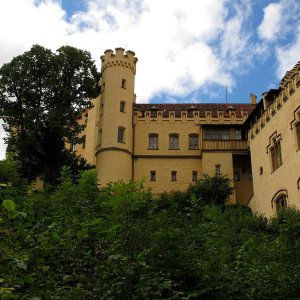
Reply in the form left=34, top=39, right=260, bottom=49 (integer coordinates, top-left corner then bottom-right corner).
left=76, top=48, right=300, bottom=217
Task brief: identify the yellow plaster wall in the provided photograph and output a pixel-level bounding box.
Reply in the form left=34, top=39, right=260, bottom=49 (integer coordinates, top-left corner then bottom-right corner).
left=134, top=157, right=202, bottom=194
left=248, top=82, right=300, bottom=217
left=233, top=155, right=253, bottom=205
left=97, top=150, right=132, bottom=186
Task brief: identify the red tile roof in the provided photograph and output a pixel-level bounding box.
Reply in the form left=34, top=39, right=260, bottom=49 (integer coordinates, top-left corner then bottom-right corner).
left=134, top=103, right=256, bottom=118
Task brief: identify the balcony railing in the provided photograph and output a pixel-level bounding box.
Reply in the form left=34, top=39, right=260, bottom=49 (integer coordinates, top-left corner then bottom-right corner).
left=202, top=139, right=248, bottom=151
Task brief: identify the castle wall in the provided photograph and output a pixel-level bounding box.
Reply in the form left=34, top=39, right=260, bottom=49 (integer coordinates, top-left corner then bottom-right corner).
left=248, top=67, right=300, bottom=217
left=134, top=157, right=201, bottom=194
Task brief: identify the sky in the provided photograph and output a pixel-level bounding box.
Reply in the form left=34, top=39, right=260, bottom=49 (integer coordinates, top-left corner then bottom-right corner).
left=1, top=0, right=300, bottom=159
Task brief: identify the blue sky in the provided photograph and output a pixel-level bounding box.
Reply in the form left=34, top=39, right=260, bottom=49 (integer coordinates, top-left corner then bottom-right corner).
left=0, top=0, right=300, bottom=157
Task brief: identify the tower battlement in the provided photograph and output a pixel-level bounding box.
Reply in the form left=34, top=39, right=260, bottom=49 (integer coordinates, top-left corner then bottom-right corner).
left=100, top=47, right=138, bottom=74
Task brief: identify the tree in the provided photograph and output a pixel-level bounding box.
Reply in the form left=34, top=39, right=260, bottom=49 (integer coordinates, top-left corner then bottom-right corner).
left=187, top=174, right=234, bottom=208
left=0, top=45, right=100, bottom=183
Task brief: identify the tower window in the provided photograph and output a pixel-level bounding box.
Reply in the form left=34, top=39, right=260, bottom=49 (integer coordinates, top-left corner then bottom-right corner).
left=117, top=127, right=125, bottom=143
left=171, top=171, right=177, bottom=181
left=192, top=171, right=198, bottom=181
left=120, top=101, right=125, bottom=112
left=215, top=164, right=221, bottom=175
left=121, top=79, right=126, bottom=89
left=149, top=134, right=158, bottom=149
left=150, top=171, right=156, bottom=181
left=189, top=134, right=199, bottom=149
left=169, top=134, right=179, bottom=149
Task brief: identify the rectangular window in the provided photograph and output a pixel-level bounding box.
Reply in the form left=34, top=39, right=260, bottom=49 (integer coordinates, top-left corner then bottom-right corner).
left=171, top=171, right=177, bottom=181
left=296, top=122, right=300, bottom=149
left=72, top=144, right=77, bottom=152
left=271, top=140, right=282, bottom=171
left=192, top=171, right=198, bottom=181
left=235, top=129, right=242, bottom=140
left=120, top=101, right=125, bottom=112
left=204, top=128, right=229, bottom=140
left=150, top=171, right=156, bottom=181
left=169, top=134, right=179, bottom=149
left=234, top=171, right=240, bottom=181
left=117, top=127, right=125, bottom=143
left=189, top=135, right=199, bottom=149
left=149, top=134, right=158, bottom=149
left=121, top=79, right=126, bottom=89
left=215, top=164, right=221, bottom=175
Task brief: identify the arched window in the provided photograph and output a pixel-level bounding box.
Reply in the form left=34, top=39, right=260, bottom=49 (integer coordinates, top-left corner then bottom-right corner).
left=271, top=189, right=288, bottom=213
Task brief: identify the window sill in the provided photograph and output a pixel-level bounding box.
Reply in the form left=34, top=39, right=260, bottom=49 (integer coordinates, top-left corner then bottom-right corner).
left=117, top=141, right=126, bottom=144
left=189, top=147, right=199, bottom=150
left=169, top=148, right=180, bottom=150
left=148, top=148, right=159, bottom=150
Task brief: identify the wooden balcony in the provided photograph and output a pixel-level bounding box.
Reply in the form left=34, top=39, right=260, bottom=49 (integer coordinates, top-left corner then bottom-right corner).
left=202, top=139, right=248, bottom=151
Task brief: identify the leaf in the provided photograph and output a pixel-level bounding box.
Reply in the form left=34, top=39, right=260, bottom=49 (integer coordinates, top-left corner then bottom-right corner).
left=17, top=211, right=27, bottom=218
left=23, top=275, right=35, bottom=284
left=3, top=199, right=15, bottom=211
left=16, top=260, right=27, bottom=270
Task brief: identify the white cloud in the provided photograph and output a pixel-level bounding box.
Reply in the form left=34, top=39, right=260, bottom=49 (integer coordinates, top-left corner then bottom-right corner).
left=276, top=26, right=300, bottom=79
left=257, top=0, right=300, bottom=80
left=258, top=3, right=282, bottom=41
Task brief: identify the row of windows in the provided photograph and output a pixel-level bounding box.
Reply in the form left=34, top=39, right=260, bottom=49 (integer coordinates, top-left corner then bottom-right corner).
left=150, top=171, right=198, bottom=182
left=149, top=134, right=199, bottom=150
left=149, top=167, right=252, bottom=182
left=204, top=128, right=243, bottom=140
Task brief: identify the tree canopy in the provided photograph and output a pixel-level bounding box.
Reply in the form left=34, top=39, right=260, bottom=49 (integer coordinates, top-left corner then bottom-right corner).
left=0, top=45, right=100, bottom=183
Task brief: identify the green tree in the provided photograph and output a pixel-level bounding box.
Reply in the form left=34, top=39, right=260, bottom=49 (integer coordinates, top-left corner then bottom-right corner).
left=187, top=174, right=234, bottom=208
left=0, top=45, right=100, bottom=183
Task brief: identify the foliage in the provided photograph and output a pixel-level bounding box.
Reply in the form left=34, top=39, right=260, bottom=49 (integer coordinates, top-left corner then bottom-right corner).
left=0, top=44, right=100, bottom=183
left=0, top=172, right=300, bottom=299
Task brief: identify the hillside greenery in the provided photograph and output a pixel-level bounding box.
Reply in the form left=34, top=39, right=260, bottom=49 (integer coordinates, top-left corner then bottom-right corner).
left=1, top=165, right=300, bottom=299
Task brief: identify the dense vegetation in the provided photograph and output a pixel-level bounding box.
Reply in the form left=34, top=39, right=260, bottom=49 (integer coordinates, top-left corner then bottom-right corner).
left=1, top=167, right=300, bottom=299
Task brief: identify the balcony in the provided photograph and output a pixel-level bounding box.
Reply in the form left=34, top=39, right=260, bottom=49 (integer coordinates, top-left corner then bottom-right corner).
left=202, top=139, right=248, bottom=151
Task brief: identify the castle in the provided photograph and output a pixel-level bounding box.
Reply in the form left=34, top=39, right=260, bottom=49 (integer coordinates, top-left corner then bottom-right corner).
left=75, top=48, right=300, bottom=218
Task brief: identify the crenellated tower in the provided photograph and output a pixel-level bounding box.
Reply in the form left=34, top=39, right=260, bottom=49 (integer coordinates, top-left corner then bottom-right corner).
left=95, top=48, right=138, bottom=185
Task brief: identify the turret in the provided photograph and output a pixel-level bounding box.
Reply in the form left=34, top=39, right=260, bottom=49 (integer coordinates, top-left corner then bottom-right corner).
left=95, top=48, right=138, bottom=185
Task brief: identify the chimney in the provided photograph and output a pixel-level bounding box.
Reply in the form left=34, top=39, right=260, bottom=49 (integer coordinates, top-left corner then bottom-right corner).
left=250, top=93, right=257, bottom=104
